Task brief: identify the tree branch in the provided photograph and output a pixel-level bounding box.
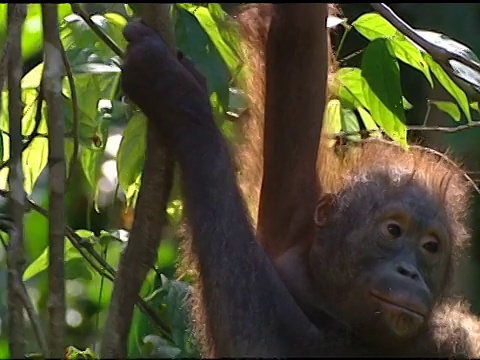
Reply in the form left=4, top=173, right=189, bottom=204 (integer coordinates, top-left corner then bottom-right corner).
left=6, top=4, right=27, bottom=358
left=42, top=4, right=67, bottom=357
left=0, top=219, right=48, bottom=356
left=370, top=3, right=480, bottom=74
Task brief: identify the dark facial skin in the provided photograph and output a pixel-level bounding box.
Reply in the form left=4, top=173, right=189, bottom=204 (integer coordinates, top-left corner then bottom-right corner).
left=309, top=172, right=452, bottom=348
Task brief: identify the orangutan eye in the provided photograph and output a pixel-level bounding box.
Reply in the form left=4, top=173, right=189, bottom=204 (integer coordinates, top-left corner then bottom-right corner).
left=387, top=223, right=402, bottom=238
left=421, top=237, right=440, bottom=254
left=382, top=221, right=403, bottom=239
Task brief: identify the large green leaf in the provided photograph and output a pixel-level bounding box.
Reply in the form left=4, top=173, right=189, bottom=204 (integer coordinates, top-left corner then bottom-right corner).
left=179, top=4, right=241, bottom=76
left=174, top=5, right=231, bottom=113
left=335, top=67, right=412, bottom=112
left=353, top=13, right=433, bottom=87
left=361, top=38, right=407, bottom=147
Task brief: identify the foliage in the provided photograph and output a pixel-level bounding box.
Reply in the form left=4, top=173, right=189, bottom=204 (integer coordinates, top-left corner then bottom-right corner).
left=0, top=3, right=480, bottom=359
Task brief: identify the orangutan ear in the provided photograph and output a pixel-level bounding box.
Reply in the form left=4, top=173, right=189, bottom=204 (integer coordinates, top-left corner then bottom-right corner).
left=313, top=193, right=335, bottom=227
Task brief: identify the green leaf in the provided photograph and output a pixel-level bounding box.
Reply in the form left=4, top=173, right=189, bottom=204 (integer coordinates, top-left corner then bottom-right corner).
left=361, top=38, right=407, bottom=147
left=336, top=67, right=413, bottom=111
left=19, top=88, right=48, bottom=194
left=335, top=67, right=368, bottom=109
left=64, top=139, right=74, bottom=177
left=62, top=73, right=119, bottom=149
left=357, top=107, right=381, bottom=138
left=22, top=63, right=43, bottom=89
left=174, top=5, right=231, bottom=111
left=163, top=277, right=193, bottom=352
left=323, top=99, right=342, bottom=147
left=430, top=100, right=461, bottom=122
left=23, top=137, right=48, bottom=195
left=178, top=4, right=242, bottom=73
left=61, top=12, right=125, bottom=61
left=424, top=54, right=471, bottom=121
left=352, top=13, right=433, bottom=87
left=23, top=230, right=94, bottom=281
left=117, top=112, right=147, bottom=206
left=80, top=147, right=105, bottom=209
left=341, top=108, right=361, bottom=141
left=124, top=4, right=134, bottom=17
left=65, top=346, right=99, bottom=360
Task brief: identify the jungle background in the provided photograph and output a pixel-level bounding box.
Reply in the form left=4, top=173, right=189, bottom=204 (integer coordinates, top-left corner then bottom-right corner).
left=0, top=3, right=480, bottom=359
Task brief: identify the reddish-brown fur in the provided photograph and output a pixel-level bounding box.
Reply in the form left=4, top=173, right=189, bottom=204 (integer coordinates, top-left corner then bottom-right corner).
left=231, top=3, right=479, bottom=357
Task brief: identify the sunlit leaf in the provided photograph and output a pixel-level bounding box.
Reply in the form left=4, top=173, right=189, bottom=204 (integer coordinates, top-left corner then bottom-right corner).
left=22, top=63, right=43, bottom=89
left=23, top=137, right=48, bottom=195
left=357, top=107, right=382, bottom=138
left=361, top=38, right=407, bottom=147
left=424, top=54, right=471, bottom=121
left=353, top=13, right=433, bottom=87
left=323, top=99, right=342, bottom=147
left=430, top=100, right=461, bottom=122
left=335, top=67, right=368, bottom=109
left=336, top=67, right=413, bottom=112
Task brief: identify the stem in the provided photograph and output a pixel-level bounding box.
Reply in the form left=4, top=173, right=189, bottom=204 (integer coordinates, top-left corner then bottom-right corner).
left=6, top=4, right=27, bottom=358
left=42, top=4, right=67, bottom=357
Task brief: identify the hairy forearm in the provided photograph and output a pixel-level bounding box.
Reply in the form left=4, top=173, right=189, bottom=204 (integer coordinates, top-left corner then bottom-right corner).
left=259, top=4, right=329, bottom=253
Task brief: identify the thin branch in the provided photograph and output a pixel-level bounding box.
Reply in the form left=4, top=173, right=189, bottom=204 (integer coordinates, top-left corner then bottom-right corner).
left=407, top=122, right=480, bottom=133
left=6, top=4, right=27, bottom=358
left=370, top=3, right=480, bottom=74
left=70, top=4, right=124, bottom=58
left=42, top=4, right=67, bottom=357
left=0, top=221, right=48, bottom=356
left=60, top=45, right=80, bottom=189
left=331, top=120, right=480, bottom=140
